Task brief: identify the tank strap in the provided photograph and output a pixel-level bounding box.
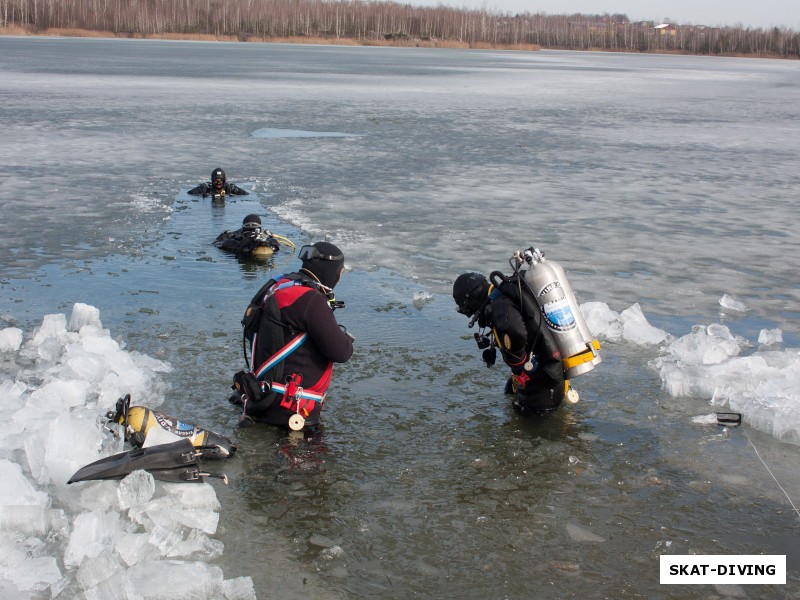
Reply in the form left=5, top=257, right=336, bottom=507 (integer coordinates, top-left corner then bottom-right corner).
left=562, top=339, right=601, bottom=370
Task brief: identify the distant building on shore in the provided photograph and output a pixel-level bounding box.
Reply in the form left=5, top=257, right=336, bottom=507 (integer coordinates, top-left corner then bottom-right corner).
left=655, top=23, right=678, bottom=35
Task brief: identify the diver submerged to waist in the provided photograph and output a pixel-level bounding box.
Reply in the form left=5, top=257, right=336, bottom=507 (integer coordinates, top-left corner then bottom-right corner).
left=228, top=241, right=354, bottom=432
left=453, top=245, right=601, bottom=417
left=214, top=213, right=296, bottom=260
left=188, top=167, right=250, bottom=201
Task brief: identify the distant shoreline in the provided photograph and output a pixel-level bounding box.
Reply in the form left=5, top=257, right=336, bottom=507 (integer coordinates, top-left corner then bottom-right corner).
left=0, top=25, right=540, bottom=52
left=1, top=25, right=795, bottom=59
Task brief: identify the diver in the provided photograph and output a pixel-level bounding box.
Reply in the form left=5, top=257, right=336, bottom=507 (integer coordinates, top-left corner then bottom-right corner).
left=453, top=271, right=566, bottom=415
left=188, top=167, right=249, bottom=198
left=230, top=241, right=354, bottom=430
left=214, top=214, right=283, bottom=259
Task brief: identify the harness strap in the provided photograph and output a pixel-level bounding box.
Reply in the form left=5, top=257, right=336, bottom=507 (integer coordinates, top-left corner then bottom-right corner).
left=247, top=274, right=311, bottom=372
left=253, top=332, right=308, bottom=379
left=269, top=279, right=304, bottom=294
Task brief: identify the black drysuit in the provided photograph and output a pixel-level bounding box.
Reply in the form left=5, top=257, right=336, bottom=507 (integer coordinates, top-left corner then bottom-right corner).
left=214, top=228, right=279, bottom=258
left=480, top=285, right=565, bottom=413
left=246, top=275, right=353, bottom=428
left=187, top=181, right=249, bottom=197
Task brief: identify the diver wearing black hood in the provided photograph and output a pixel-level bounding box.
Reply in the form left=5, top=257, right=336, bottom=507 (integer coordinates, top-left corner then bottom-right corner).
left=453, top=271, right=565, bottom=414
left=214, top=214, right=282, bottom=258
left=234, top=241, right=354, bottom=429
left=298, top=241, right=347, bottom=289
left=188, top=167, right=249, bottom=197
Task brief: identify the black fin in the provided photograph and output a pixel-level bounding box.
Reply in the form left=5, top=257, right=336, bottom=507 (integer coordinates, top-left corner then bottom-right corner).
left=195, top=444, right=234, bottom=459
left=67, top=439, right=198, bottom=484
left=146, top=468, right=229, bottom=484
left=198, top=432, right=238, bottom=459
left=145, top=466, right=206, bottom=483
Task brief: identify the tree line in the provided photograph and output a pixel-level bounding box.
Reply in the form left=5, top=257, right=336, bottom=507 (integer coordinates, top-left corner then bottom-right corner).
left=2, top=0, right=798, bottom=58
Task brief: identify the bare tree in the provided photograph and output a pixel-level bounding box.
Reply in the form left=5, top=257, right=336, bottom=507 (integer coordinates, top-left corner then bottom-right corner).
left=2, top=0, right=798, bottom=58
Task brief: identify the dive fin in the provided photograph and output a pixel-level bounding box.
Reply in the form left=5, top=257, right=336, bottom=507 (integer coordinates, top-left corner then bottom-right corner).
left=68, top=439, right=199, bottom=484
left=195, top=444, right=233, bottom=459
left=144, top=467, right=229, bottom=484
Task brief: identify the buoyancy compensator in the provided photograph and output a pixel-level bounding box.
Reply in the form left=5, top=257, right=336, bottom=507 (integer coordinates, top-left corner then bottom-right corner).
left=514, top=247, right=601, bottom=379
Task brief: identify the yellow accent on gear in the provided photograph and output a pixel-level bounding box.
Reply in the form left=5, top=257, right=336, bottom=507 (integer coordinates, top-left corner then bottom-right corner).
left=562, top=339, right=601, bottom=370
left=122, top=406, right=209, bottom=449
left=271, top=234, right=296, bottom=252
left=251, top=246, right=275, bottom=258
left=125, top=406, right=156, bottom=438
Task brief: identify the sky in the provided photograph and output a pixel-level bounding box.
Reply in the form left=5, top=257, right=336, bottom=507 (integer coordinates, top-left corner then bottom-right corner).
left=406, top=0, right=800, bottom=29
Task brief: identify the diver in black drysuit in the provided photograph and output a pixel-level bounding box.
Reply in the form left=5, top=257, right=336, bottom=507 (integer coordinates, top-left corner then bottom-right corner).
left=214, top=214, right=279, bottom=259
left=231, top=241, right=354, bottom=430
left=453, top=271, right=565, bottom=414
left=188, top=167, right=249, bottom=197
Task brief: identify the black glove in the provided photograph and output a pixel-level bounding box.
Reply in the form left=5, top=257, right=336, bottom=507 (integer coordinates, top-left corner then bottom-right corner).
left=482, top=347, right=496, bottom=367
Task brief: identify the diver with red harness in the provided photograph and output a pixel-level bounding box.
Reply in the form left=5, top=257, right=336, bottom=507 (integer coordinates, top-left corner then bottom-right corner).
left=453, top=246, right=601, bottom=415
left=229, top=242, right=354, bottom=430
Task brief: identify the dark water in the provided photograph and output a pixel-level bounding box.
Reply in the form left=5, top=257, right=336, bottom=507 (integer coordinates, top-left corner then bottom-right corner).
left=1, top=36, right=799, bottom=598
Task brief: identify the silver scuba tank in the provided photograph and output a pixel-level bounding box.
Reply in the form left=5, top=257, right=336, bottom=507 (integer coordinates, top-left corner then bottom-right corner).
left=519, top=247, right=601, bottom=379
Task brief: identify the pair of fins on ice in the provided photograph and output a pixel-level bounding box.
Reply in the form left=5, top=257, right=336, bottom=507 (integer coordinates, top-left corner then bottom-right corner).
left=68, top=395, right=237, bottom=485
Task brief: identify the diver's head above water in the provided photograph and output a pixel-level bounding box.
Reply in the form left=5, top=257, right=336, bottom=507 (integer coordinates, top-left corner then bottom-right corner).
left=298, top=241, right=345, bottom=289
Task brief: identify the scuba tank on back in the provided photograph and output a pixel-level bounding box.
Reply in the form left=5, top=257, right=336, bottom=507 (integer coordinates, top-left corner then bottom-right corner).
left=517, top=247, right=601, bottom=379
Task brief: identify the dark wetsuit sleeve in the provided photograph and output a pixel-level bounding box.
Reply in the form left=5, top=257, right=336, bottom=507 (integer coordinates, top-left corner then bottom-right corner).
left=487, top=296, right=533, bottom=369
left=487, top=298, right=527, bottom=366
left=299, top=292, right=354, bottom=363
left=491, top=294, right=564, bottom=387
left=225, top=183, right=250, bottom=195
left=187, top=183, right=210, bottom=196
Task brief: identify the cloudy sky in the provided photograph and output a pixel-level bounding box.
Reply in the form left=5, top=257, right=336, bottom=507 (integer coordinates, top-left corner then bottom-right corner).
left=407, top=0, right=800, bottom=29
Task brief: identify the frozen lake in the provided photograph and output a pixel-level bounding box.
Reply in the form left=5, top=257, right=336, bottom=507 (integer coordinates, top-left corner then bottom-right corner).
left=1, top=36, right=799, bottom=598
